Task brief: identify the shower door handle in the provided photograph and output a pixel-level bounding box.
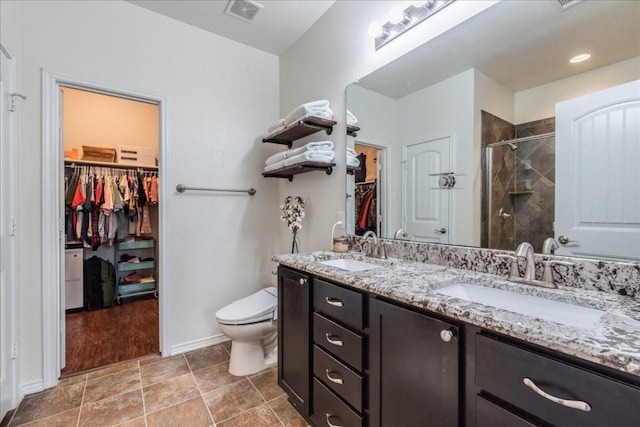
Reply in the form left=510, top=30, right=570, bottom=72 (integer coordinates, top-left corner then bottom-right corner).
left=434, top=228, right=447, bottom=234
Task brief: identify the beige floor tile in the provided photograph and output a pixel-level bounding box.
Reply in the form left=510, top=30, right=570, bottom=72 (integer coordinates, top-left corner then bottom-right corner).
left=146, top=397, right=213, bottom=427
left=137, top=353, right=164, bottom=367
left=21, top=408, right=80, bottom=427
left=268, top=396, right=309, bottom=427
left=57, top=373, right=87, bottom=387
left=83, top=368, right=141, bottom=403
left=86, top=359, right=139, bottom=381
left=78, top=388, right=144, bottom=427
left=222, top=341, right=232, bottom=353
left=140, top=356, right=190, bottom=387
left=249, top=369, right=284, bottom=401
left=9, top=382, right=84, bottom=426
left=143, top=372, right=200, bottom=413
left=185, top=344, right=229, bottom=371
left=217, top=403, right=282, bottom=427
left=192, top=361, right=243, bottom=393
left=202, top=379, right=263, bottom=422
left=115, top=416, right=146, bottom=427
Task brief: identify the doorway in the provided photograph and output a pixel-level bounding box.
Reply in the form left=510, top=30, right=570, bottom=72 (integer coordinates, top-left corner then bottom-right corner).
left=42, top=71, right=169, bottom=387
left=352, top=143, right=386, bottom=237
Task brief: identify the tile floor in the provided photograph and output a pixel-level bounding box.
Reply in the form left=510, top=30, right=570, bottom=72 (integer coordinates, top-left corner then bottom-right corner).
left=2, top=343, right=308, bottom=427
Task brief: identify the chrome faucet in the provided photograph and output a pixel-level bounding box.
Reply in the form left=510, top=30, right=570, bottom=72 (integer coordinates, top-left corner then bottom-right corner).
left=362, top=231, right=387, bottom=259
left=515, top=242, right=536, bottom=281
left=394, top=228, right=408, bottom=239
left=542, top=237, right=559, bottom=255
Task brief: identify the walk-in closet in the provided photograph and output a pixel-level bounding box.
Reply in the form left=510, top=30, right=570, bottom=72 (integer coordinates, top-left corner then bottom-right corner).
left=353, top=143, right=381, bottom=236
left=61, top=87, right=160, bottom=375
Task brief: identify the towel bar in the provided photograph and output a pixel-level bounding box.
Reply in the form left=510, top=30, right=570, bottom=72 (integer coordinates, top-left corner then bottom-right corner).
left=176, top=184, right=256, bottom=196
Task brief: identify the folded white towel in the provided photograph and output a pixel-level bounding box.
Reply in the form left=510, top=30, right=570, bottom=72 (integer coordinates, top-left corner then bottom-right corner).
left=346, top=110, right=358, bottom=126
left=346, top=147, right=357, bottom=157
left=284, top=101, right=333, bottom=126
left=346, top=156, right=360, bottom=168
left=267, top=119, right=285, bottom=133
left=265, top=141, right=334, bottom=166
left=264, top=150, right=335, bottom=172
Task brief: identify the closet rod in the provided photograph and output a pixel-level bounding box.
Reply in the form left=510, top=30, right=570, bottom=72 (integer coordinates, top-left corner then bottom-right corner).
left=64, top=159, right=158, bottom=171
left=175, top=184, right=256, bottom=196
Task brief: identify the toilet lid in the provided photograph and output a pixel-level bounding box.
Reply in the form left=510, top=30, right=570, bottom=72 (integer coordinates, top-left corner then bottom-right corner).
left=216, top=287, right=278, bottom=325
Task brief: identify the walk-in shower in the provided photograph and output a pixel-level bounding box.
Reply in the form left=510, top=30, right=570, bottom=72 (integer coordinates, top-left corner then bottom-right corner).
left=483, top=132, right=556, bottom=252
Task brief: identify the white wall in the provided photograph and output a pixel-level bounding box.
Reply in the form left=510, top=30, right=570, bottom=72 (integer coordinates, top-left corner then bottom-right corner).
left=278, top=0, right=498, bottom=253
left=515, top=56, right=640, bottom=124
left=397, top=70, right=476, bottom=245
left=1, top=0, right=280, bottom=391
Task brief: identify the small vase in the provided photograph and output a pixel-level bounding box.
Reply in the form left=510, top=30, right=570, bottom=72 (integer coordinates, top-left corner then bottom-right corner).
left=291, top=232, right=299, bottom=254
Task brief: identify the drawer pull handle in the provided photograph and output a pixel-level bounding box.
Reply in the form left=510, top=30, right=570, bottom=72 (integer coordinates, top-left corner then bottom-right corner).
left=325, top=369, right=344, bottom=385
left=325, top=333, right=344, bottom=347
left=326, top=413, right=342, bottom=427
left=325, top=297, right=344, bottom=307
left=523, top=377, right=591, bottom=412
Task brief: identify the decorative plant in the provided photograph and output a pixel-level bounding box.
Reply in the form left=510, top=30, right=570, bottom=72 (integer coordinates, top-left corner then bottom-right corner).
left=280, top=196, right=306, bottom=253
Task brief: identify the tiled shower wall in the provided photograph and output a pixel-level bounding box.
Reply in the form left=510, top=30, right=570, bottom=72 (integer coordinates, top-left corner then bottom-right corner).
left=481, top=112, right=556, bottom=252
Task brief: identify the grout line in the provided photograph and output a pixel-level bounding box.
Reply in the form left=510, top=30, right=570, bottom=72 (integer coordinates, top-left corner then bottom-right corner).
left=246, top=374, right=285, bottom=427
left=186, top=354, right=217, bottom=427
left=76, top=374, right=89, bottom=427
left=137, top=360, right=149, bottom=427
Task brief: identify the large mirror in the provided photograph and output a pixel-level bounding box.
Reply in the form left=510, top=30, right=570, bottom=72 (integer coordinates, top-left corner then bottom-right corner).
left=346, top=0, right=640, bottom=261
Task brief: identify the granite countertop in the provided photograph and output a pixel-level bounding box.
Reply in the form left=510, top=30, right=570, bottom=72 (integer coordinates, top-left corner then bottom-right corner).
left=273, top=251, right=640, bottom=378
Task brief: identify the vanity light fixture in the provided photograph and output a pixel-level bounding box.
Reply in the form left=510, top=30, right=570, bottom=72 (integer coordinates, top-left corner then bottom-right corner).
left=570, top=53, right=591, bottom=63
left=369, top=0, right=456, bottom=50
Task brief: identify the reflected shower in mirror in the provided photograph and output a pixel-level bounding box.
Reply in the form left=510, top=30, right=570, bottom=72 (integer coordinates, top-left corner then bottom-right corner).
left=345, top=0, right=640, bottom=261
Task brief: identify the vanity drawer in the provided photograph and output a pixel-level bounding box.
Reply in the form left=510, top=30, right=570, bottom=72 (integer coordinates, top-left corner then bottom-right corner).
left=475, top=334, right=640, bottom=427
left=312, top=378, right=363, bottom=427
left=476, top=395, right=537, bottom=427
left=313, top=345, right=363, bottom=412
left=314, top=313, right=363, bottom=372
left=313, top=279, right=363, bottom=330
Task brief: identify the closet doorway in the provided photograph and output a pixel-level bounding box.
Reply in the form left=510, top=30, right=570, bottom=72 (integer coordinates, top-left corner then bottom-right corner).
left=353, top=143, right=386, bottom=237
left=60, top=86, right=161, bottom=376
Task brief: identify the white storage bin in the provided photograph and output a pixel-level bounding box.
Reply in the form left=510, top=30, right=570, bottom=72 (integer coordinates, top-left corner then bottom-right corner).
left=118, top=145, right=155, bottom=167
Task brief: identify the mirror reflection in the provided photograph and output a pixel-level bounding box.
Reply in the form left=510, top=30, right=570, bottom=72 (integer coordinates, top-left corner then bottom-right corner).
left=346, top=0, right=640, bottom=261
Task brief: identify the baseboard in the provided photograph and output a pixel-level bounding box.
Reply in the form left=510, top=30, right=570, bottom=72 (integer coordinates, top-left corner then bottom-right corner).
left=169, top=334, right=230, bottom=356
left=19, top=379, right=45, bottom=400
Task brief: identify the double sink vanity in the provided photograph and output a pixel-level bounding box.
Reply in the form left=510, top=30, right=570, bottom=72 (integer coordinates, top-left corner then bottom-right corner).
left=274, top=248, right=640, bottom=427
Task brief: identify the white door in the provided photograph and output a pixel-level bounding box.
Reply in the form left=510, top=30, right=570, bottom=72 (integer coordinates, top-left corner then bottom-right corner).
left=403, top=137, right=451, bottom=243
left=0, top=45, right=18, bottom=419
left=555, top=80, right=640, bottom=260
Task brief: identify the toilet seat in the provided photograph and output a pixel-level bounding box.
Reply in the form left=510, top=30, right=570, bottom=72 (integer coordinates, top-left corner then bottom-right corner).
left=216, top=287, right=277, bottom=325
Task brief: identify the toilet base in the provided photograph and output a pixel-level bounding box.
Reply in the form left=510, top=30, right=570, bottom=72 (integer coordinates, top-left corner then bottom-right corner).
left=228, top=340, right=267, bottom=376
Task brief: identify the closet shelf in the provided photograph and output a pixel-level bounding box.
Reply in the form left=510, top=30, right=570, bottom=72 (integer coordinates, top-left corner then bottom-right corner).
left=262, top=117, right=337, bottom=148
left=117, top=260, right=155, bottom=272
left=262, top=161, right=336, bottom=181
left=64, top=159, right=158, bottom=171
left=347, top=125, right=360, bottom=137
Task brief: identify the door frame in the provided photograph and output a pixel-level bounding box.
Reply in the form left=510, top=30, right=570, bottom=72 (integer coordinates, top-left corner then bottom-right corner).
left=0, top=42, right=19, bottom=416
left=41, top=70, right=170, bottom=388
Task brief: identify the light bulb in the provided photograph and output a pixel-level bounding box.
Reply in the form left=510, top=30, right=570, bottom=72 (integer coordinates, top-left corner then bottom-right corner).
left=411, top=1, right=426, bottom=7
left=388, top=6, right=405, bottom=25
left=368, top=21, right=383, bottom=38
left=570, top=53, right=591, bottom=63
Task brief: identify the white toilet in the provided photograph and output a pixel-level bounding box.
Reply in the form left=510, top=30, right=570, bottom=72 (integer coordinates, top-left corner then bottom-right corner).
left=215, top=287, right=278, bottom=376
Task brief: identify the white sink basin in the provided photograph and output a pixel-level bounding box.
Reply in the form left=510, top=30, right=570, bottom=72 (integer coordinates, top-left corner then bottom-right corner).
left=434, top=283, right=605, bottom=329
left=318, top=258, right=381, bottom=272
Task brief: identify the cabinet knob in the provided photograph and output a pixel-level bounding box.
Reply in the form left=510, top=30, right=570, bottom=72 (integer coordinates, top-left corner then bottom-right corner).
left=440, top=329, right=454, bottom=342
left=299, top=278, right=307, bottom=285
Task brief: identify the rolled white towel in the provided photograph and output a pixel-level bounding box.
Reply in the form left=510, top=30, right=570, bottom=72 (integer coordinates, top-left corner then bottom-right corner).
left=265, top=141, right=334, bottom=166
left=346, top=156, right=360, bottom=168
left=347, top=147, right=357, bottom=157
left=267, top=119, right=285, bottom=133
left=346, top=109, right=358, bottom=126
left=264, top=150, right=335, bottom=173
left=284, top=101, right=333, bottom=126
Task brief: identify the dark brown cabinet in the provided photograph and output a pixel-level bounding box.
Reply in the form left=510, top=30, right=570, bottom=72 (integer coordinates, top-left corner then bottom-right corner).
left=369, top=298, right=461, bottom=427
left=277, top=266, right=312, bottom=418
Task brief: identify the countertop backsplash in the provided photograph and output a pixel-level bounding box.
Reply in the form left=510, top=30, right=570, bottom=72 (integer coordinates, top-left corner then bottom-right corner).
left=347, top=236, right=640, bottom=300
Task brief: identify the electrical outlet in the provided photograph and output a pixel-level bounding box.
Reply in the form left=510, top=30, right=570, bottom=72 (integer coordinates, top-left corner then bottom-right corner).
left=337, top=211, right=345, bottom=225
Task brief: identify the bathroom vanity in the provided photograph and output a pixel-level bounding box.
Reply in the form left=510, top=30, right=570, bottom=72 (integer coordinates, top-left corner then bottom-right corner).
left=275, top=253, right=640, bottom=427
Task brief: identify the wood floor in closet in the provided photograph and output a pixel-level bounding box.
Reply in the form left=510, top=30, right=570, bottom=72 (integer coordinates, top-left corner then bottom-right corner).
left=61, top=296, right=159, bottom=376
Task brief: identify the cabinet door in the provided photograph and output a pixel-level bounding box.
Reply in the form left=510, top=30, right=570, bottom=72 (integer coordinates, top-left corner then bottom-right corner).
left=369, top=298, right=460, bottom=427
left=277, top=266, right=311, bottom=417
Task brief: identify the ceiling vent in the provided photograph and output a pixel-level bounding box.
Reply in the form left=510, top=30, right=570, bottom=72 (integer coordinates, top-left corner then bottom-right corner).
left=225, top=0, right=263, bottom=23
left=558, top=0, right=582, bottom=10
